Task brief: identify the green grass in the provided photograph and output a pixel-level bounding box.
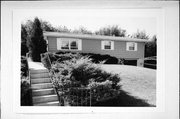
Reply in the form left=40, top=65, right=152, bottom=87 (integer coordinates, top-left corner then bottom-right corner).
left=42, top=53, right=156, bottom=106
left=101, top=65, right=156, bottom=106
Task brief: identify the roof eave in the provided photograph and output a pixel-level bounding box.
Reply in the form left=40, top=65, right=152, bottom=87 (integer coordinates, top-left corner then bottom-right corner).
left=43, top=32, right=150, bottom=43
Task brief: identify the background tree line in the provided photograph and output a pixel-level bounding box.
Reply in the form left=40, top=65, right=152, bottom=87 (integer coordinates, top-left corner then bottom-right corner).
left=21, top=17, right=156, bottom=61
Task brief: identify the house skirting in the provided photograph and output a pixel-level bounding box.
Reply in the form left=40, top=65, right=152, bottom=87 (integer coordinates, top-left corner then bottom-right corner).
left=118, top=58, right=144, bottom=67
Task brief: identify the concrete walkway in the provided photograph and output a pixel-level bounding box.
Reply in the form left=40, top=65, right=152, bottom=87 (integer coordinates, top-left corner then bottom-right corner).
left=28, top=61, right=59, bottom=106
left=28, top=61, right=47, bottom=70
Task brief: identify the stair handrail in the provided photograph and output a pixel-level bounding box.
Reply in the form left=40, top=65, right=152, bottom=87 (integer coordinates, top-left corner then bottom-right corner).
left=43, top=53, right=62, bottom=106
left=41, top=53, right=92, bottom=106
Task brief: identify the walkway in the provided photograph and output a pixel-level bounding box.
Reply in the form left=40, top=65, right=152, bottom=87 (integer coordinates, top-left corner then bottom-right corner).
left=28, top=61, right=47, bottom=70
left=28, top=61, right=59, bottom=106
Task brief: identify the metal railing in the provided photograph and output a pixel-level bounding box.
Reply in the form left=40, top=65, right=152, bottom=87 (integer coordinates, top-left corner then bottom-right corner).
left=143, top=56, right=157, bottom=69
left=40, top=53, right=62, bottom=105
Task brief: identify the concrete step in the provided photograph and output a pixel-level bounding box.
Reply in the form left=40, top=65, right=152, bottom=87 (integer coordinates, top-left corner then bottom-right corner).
left=31, top=77, right=51, bottom=84
left=34, top=101, right=60, bottom=106
left=30, top=72, right=50, bottom=78
left=32, top=88, right=55, bottom=96
left=33, top=94, right=58, bottom=104
left=30, top=69, right=49, bottom=74
left=31, top=83, right=53, bottom=90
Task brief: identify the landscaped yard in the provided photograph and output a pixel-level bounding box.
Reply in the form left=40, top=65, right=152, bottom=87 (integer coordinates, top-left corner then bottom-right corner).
left=40, top=52, right=156, bottom=107
left=101, top=65, right=156, bottom=106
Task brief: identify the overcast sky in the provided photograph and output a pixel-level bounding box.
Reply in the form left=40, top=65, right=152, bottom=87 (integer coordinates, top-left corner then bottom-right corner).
left=21, top=9, right=157, bottom=38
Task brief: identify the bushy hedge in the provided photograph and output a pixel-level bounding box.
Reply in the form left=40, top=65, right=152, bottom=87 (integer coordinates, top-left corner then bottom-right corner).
left=21, top=56, right=32, bottom=106
left=56, top=51, right=120, bottom=64
left=44, top=56, right=121, bottom=106
left=21, top=56, right=28, bottom=77
left=41, top=52, right=81, bottom=69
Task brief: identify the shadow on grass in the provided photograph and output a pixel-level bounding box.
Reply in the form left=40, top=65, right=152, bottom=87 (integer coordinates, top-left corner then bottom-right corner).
left=92, top=90, right=155, bottom=107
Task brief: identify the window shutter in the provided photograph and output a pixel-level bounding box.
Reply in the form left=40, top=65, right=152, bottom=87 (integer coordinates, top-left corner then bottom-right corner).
left=126, top=42, right=129, bottom=51
left=111, top=41, right=114, bottom=50
left=78, top=39, right=82, bottom=50
left=101, top=41, right=105, bottom=50
left=57, top=38, right=62, bottom=50
left=135, top=43, right=138, bottom=51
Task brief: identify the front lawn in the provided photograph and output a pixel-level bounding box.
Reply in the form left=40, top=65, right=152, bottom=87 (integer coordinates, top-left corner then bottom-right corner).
left=41, top=52, right=156, bottom=106
left=102, top=65, right=156, bottom=106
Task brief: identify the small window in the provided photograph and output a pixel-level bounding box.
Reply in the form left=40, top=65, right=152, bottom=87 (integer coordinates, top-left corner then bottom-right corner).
left=126, top=42, right=137, bottom=51
left=104, top=41, right=111, bottom=49
left=101, top=41, right=114, bottom=50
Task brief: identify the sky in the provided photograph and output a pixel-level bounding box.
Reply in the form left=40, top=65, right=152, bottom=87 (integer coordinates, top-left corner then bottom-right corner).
left=21, top=9, right=157, bottom=38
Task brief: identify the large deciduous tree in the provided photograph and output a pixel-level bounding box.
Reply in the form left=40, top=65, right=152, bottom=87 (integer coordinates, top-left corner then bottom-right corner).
left=131, top=30, right=149, bottom=39
left=131, top=30, right=156, bottom=57
left=72, top=26, right=92, bottom=34
left=27, top=17, right=47, bottom=62
left=40, top=20, right=58, bottom=32
left=95, top=25, right=126, bottom=37
left=145, top=35, right=157, bottom=57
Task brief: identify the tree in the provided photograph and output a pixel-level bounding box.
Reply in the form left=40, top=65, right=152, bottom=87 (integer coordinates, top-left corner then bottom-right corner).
left=72, top=26, right=92, bottom=35
left=145, top=35, right=157, bottom=57
left=27, top=17, right=47, bottom=62
left=131, top=30, right=149, bottom=39
left=131, top=30, right=156, bottom=57
left=95, top=25, right=126, bottom=37
left=57, top=26, right=71, bottom=33
left=24, top=19, right=58, bottom=34
left=23, top=20, right=34, bottom=37
left=21, top=24, right=29, bottom=56
left=40, top=20, right=58, bottom=32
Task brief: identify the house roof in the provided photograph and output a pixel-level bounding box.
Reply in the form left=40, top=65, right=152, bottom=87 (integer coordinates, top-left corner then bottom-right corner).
left=43, top=31, right=151, bottom=43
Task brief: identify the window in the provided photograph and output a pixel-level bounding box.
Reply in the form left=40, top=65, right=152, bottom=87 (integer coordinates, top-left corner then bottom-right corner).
left=61, top=40, right=69, bottom=49
left=70, top=41, right=78, bottom=50
left=126, top=42, right=137, bottom=51
left=104, top=41, right=111, bottom=49
left=57, top=38, right=82, bottom=50
left=101, top=41, right=114, bottom=50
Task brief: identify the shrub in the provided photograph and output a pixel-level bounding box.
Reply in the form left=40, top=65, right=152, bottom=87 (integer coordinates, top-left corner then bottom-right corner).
left=41, top=52, right=81, bottom=69
left=41, top=52, right=56, bottom=69
left=21, top=76, right=31, bottom=106
left=55, top=51, right=120, bottom=64
left=21, top=56, right=32, bottom=106
left=49, top=56, right=121, bottom=105
left=21, top=56, right=28, bottom=77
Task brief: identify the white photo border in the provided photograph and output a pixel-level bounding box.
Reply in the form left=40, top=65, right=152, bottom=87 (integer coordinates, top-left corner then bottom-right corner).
left=1, top=1, right=179, bottom=119
left=13, top=8, right=164, bottom=114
